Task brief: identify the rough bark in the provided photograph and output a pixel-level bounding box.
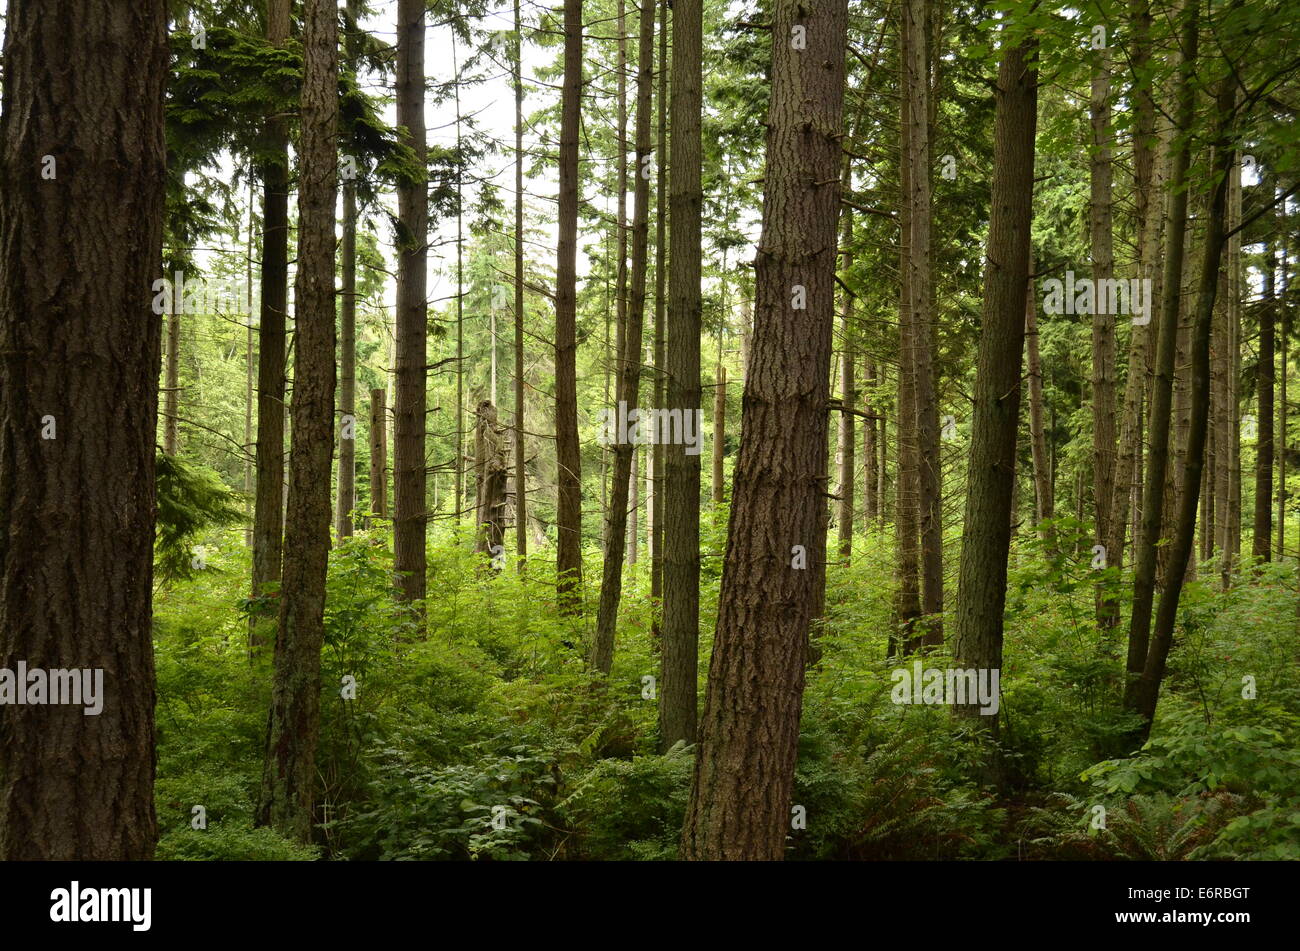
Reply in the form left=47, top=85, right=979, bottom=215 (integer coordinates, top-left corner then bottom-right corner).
left=257, top=0, right=338, bottom=842
left=0, top=0, right=167, bottom=860
left=251, top=0, right=293, bottom=646
left=660, top=0, right=703, bottom=747
left=555, top=0, right=585, bottom=613
left=369, top=387, right=387, bottom=518
left=394, top=0, right=428, bottom=608
left=951, top=30, right=1038, bottom=734
left=682, top=0, right=848, bottom=858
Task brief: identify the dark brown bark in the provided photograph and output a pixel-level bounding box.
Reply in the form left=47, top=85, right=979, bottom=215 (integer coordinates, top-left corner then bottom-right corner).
left=473, top=401, right=508, bottom=557
left=394, top=0, right=428, bottom=607
left=337, top=164, right=357, bottom=539
left=864, top=358, right=879, bottom=522
left=0, top=0, right=167, bottom=860
left=649, top=0, right=668, bottom=646
left=951, top=30, right=1038, bottom=733
left=837, top=203, right=856, bottom=561
left=257, top=0, right=338, bottom=842
left=251, top=0, right=293, bottom=646
left=682, top=0, right=848, bottom=859
left=555, top=0, right=584, bottom=613
left=660, top=0, right=702, bottom=748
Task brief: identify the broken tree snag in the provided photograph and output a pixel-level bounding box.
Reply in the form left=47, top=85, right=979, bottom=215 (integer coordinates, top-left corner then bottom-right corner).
left=473, top=400, right=508, bottom=560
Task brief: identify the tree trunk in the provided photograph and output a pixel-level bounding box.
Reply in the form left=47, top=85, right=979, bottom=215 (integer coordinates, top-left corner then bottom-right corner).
left=1128, top=74, right=1235, bottom=740
left=893, top=3, right=922, bottom=653
left=555, top=0, right=585, bottom=613
left=163, top=295, right=181, bottom=455
left=1090, top=47, right=1118, bottom=618
left=257, top=0, right=338, bottom=842
left=951, top=29, right=1038, bottom=736
left=906, top=0, right=943, bottom=649
left=251, top=0, right=293, bottom=646
left=712, top=364, right=727, bottom=504
left=682, top=0, right=848, bottom=858
left=660, top=0, right=703, bottom=748
left=0, top=0, right=166, bottom=860
left=590, top=0, right=655, bottom=674
left=394, top=0, right=428, bottom=608
left=337, top=159, right=357, bottom=539
left=369, top=387, right=387, bottom=518
left=473, top=401, right=508, bottom=558
left=1126, top=4, right=1196, bottom=700
left=649, top=0, right=669, bottom=646
left=514, top=0, right=528, bottom=564
left=864, top=358, right=879, bottom=522
left=1253, top=237, right=1276, bottom=563
left=1026, top=258, right=1054, bottom=545
left=837, top=210, right=856, bottom=561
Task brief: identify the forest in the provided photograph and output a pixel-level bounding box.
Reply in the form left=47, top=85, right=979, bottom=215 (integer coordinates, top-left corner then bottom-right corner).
left=0, top=0, right=1298, bottom=870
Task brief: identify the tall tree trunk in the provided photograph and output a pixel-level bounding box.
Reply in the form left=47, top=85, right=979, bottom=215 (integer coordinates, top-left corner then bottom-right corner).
left=1090, top=46, right=1118, bottom=618
left=1280, top=307, right=1289, bottom=559
left=0, top=0, right=166, bottom=860
left=1126, top=4, right=1196, bottom=701
left=514, top=0, right=528, bottom=564
left=1224, top=159, right=1243, bottom=584
left=251, top=0, right=293, bottom=646
left=473, top=401, right=508, bottom=557
left=1128, top=74, right=1235, bottom=740
left=246, top=189, right=256, bottom=546
left=906, top=0, right=943, bottom=648
left=591, top=0, right=655, bottom=674
left=951, top=29, right=1038, bottom=736
left=1107, top=0, right=1161, bottom=618
left=682, top=0, right=848, bottom=858
left=555, top=0, right=585, bottom=613
left=893, top=2, right=922, bottom=653
left=394, top=0, right=428, bottom=608
left=337, top=146, right=357, bottom=539
left=257, top=0, right=338, bottom=840
left=659, top=0, right=703, bottom=748
left=712, top=364, right=727, bottom=504
left=649, top=0, right=669, bottom=646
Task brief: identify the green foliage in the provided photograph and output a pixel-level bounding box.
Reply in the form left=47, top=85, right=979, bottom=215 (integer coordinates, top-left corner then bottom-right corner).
left=154, top=453, right=244, bottom=584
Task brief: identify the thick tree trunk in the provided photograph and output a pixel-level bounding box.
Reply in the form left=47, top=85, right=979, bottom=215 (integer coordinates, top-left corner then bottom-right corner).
left=251, top=0, right=293, bottom=646
left=660, top=0, right=703, bottom=748
left=257, top=0, right=338, bottom=842
left=0, top=0, right=166, bottom=860
left=682, top=0, right=848, bottom=858
left=1126, top=5, right=1196, bottom=700
left=951, top=31, right=1038, bottom=735
left=555, top=0, right=585, bottom=613
left=590, top=0, right=654, bottom=674
left=394, top=0, right=428, bottom=608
